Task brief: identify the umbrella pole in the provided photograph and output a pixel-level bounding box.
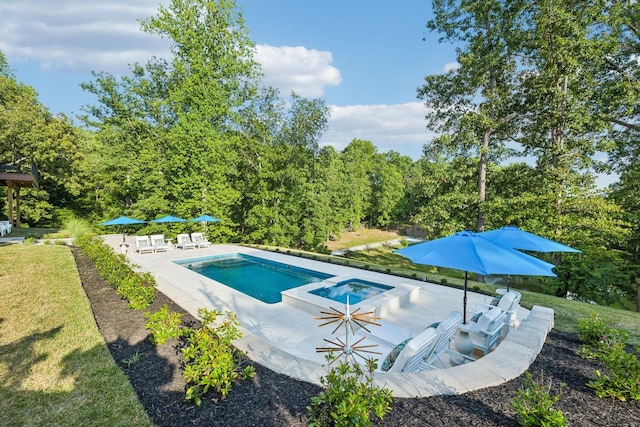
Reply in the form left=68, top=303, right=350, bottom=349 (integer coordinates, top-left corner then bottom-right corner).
left=463, top=271, right=468, bottom=324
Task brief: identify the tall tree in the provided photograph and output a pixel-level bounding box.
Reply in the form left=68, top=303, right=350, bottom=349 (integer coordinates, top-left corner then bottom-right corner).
left=0, top=52, right=81, bottom=225
left=513, top=0, right=616, bottom=237
left=420, top=0, right=520, bottom=231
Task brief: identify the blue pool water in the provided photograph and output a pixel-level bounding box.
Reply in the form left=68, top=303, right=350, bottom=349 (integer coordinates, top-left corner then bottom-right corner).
left=309, top=279, right=393, bottom=305
left=175, top=254, right=333, bottom=303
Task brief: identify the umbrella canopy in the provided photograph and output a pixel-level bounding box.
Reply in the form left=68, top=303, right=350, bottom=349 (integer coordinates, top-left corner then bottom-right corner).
left=99, top=216, right=146, bottom=226
left=395, top=230, right=556, bottom=323
left=189, top=214, right=221, bottom=223
left=479, top=226, right=580, bottom=253
left=99, top=216, right=146, bottom=243
left=150, top=215, right=187, bottom=223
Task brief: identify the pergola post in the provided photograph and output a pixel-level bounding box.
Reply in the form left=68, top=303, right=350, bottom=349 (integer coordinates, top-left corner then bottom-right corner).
left=7, top=180, right=13, bottom=226
left=15, top=185, right=20, bottom=226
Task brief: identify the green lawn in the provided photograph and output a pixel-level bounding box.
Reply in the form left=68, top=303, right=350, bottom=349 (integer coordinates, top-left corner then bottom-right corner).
left=0, top=244, right=152, bottom=426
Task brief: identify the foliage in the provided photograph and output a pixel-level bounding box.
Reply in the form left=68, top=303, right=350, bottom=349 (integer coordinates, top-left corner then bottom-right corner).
left=77, top=235, right=156, bottom=309
left=576, top=312, right=627, bottom=349
left=182, top=308, right=255, bottom=406
left=144, top=304, right=185, bottom=345
left=511, top=371, right=567, bottom=427
left=587, top=342, right=640, bottom=402
left=576, top=313, right=640, bottom=401
left=307, top=355, right=393, bottom=427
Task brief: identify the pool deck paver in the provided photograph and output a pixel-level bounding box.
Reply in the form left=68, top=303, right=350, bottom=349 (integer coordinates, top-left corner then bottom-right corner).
left=102, top=235, right=554, bottom=398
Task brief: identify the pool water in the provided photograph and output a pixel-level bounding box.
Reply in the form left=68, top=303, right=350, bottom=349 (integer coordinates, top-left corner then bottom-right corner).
left=309, top=279, right=393, bottom=305
left=176, top=254, right=333, bottom=303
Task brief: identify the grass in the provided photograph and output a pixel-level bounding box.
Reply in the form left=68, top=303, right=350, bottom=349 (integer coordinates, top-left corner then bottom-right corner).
left=0, top=245, right=152, bottom=426
left=325, top=228, right=400, bottom=251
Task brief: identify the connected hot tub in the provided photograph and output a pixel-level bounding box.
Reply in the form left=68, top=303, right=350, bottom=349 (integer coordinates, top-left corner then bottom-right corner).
left=282, top=276, right=419, bottom=317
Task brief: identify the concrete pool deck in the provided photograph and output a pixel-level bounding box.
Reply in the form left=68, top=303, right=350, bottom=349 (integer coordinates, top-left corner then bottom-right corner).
left=103, top=235, right=554, bottom=398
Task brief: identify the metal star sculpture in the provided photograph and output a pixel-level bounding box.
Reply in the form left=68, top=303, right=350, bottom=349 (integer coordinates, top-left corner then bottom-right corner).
left=315, top=297, right=383, bottom=363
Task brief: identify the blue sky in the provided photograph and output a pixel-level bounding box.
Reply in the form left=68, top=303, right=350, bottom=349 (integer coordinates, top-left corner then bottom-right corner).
left=0, top=0, right=456, bottom=160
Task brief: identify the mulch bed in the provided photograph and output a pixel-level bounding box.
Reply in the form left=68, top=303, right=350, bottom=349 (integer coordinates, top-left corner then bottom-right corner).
left=72, top=247, right=640, bottom=426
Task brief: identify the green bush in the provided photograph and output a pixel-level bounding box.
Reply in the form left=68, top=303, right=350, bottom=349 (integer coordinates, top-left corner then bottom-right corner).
left=576, top=312, right=624, bottom=347
left=587, top=342, right=640, bottom=402
left=307, top=356, right=393, bottom=427
left=511, top=371, right=566, bottom=427
left=182, top=308, right=255, bottom=406
left=145, top=304, right=185, bottom=345
left=77, top=235, right=156, bottom=309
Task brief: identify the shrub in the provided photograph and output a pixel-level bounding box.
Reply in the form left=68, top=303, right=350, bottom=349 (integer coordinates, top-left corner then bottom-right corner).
left=587, top=342, right=640, bottom=402
left=77, top=235, right=156, bottom=309
left=440, top=278, right=448, bottom=285
left=182, top=308, right=255, bottom=406
left=308, top=356, right=393, bottom=427
left=577, top=312, right=621, bottom=347
left=144, top=304, right=185, bottom=345
left=511, top=371, right=566, bottom=427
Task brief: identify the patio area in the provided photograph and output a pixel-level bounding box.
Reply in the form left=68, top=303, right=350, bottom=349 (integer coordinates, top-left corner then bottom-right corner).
left=102, top=234, right=554, bottom=398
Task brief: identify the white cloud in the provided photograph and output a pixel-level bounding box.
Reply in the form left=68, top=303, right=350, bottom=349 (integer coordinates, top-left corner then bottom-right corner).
left=442, top=62, right=460, bottom=73
left=255, top=44, right=341, bottom=98
left=321, top=102, right=435, bottom=158
left=0, top=1, right=169, bottom=74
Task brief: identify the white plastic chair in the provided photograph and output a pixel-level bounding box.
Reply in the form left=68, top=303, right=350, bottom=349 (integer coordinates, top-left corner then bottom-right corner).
left=190, top=232, right=210, bottom=248
left=176, top=233, right=197, bottom=250
left=467, top=308, right=507, bottom=355
left=150, top=234, right=169, bottom=252
left=472, top=290, right=521, bottom=326
left=135, top=236, right=154, bottom=254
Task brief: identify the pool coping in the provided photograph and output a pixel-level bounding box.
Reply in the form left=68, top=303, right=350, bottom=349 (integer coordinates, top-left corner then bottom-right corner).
left=102, top=236, right=554, bottom=398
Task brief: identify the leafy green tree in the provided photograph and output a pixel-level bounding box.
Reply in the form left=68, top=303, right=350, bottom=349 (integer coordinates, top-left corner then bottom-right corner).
left=0, top=51, right=82, bottom=225
left=420, top=0, right=521, bottom=231
left=513, top=0, right=617, bottom=235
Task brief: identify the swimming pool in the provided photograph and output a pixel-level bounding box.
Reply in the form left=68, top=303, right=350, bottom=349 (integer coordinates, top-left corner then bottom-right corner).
left=309, top=278, right=393, bottom=304
left=175, top=253, right=333, bottom=303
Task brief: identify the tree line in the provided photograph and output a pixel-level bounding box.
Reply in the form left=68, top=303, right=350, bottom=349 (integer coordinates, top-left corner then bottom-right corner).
left=0, top=0, right=637, bottom=309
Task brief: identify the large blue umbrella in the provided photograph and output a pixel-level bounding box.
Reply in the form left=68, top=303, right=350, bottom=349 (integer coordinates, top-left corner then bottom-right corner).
left=100, top=216, right=146, bottom=226
left=479, top=226, right=581, bottom=253
left=189, top=214, right=221, bottom=223
left=396, top=230, right=557, bottom=323
left=99, top=216, right=146, bottom=243
left=150, top=215, right=187, bottom=223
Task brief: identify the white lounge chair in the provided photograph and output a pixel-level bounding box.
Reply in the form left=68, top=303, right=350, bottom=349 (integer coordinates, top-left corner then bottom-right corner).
left=373, top=310, right=462, bottom=373
left=466, top=307, right=508, bottom=356
left=378, top=326, right=439, bottom=373
left=150, top=234, right=170, bottom=253
left=421, top=311, right=464, bottom=370
left=190, top=232, right=210, bottom=248
left=0, top=220, right=11, bottom=236
left=471, top=290, right=521, bottom=326
left=176, top=233, right=197, bottom=250
left=135, top=236, right=154, bottom=254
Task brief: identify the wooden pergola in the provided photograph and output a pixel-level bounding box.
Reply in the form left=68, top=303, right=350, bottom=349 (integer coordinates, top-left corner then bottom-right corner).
left=0, top=161, right=39, bottom=226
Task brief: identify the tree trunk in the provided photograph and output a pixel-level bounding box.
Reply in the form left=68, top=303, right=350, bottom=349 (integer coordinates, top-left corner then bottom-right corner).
left=477, top=130, right=490, bottom=232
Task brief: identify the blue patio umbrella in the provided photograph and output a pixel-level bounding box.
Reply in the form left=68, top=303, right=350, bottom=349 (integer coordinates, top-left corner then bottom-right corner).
left=189, top=214, right=221, bottom=223
left=479, top=226, right=581, bottom=253
left=189, top=214, right=221, bottom=234
left=99, top=215, right=146, bottom=243
left=396, top=230, right=557, bottom=323
left=150, top=215, right=187, bottom=223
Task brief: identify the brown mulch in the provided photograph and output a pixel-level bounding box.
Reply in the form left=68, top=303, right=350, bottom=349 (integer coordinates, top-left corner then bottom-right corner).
left=71, top=247, right=640, bottom=426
